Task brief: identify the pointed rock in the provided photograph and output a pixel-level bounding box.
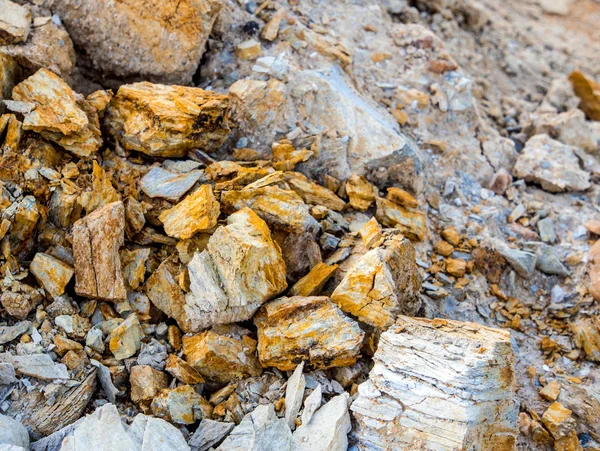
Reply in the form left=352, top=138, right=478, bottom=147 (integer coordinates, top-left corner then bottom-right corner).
left=189, top=419, right=235, bottom=451
left=109, top=314, right=144, bottom=360
left=293, top=393, right=350, bottom=451
left=285, top=362, right=306, bottom=430
left=300, top=384, right=322, bottom=426
left=30, top=252, right=74, bottom=299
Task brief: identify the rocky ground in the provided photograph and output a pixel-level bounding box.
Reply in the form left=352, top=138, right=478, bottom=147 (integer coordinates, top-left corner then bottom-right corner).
left=0, top=0, right=599, bottom=450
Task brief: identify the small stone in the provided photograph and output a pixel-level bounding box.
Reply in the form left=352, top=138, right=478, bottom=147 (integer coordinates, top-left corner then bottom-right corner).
left=130, top=365, right=169, bottom=405
left=488, top=168, right=512, bottom=195
left=285, top=362, right=306, bottom=430
left=446, top=258, right=467, bottom=277
left=284, top=171, right=346, bottom=212
left=346, top=175, right=377, bottom=211
left=569, top=71, right=600, bottom=122
left=189, top=419, right=235, bottom=451
left=434, top=240, right=454, bottom=257
left=151, top=385, right=211, bottom=425
left=140, top=166, right=203, bottom=202
left=0, top=0, right=31, bottom=44
left=120, top=248, right=150, bottom=291
left=554, top=430, right=582, bottom=451
left=145, top=260, right=190, bottom=332
left=137, top=339, right=168, bottom=370
left=376, top=197, right=426, bottom=241
left=261, top=9, right=284, bottom=41
left=536, top=244, right=569, bottom=277
left=539, top=0, right=572, bottom=15
left=237, top=39, right=261, bottom=60
left=493, top=239, right=537, bottom=279
left=386, top=187, right=418, bottom=209
left=159, top=185, right=220, bottom=240
left=0, top=414, right=29, bottom=450
left=359, top=217, right=383, bottom=249
left=288, top=262, right=338, bottom=297
left=0, top=362, right=16, bottom=384
left=441, top=226, right=461, bottom=246
left=571, top=317, right=600, bottom=362
left=54, top=335, right=84, bottom=356
left=540, top=381, right=561, bottom=402
left=0, top=290, right=39, bottom=320
left=165, top=354, right=205, bottom=385
left=108, top=314, right=144, bottom=360
left=538, top=217, right=556, bottom=243
left=30, top=252, right=74, bottom=299
left=55, top=314, right=91, bottom=340
left=300, top=384, right=322, bottom=426
left=0, top=321, right=31, bottom=345
left=541, top=402, right=575, bottom=440
left=508, top=204, right=525, bottom=223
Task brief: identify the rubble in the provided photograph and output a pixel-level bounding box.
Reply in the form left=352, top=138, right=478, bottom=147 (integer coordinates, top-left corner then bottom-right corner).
left=189, top=419, right=235, bottom=451
left=30, top=252, right=74, bottom=299
left=151, top=385, right=211, bottom=425
left=0, top=0, right=31, bottom=45
left=130, top=364, right=168, bottom=406
left=108, top=314, right=144, bottom=360
left=140, top=166, right=204, bottom=202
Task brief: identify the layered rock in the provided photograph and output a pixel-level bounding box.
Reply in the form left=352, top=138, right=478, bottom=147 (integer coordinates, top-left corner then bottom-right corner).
left=351, top=317, right=518, bottom=451
left=145, top=260, right=191, bottom=332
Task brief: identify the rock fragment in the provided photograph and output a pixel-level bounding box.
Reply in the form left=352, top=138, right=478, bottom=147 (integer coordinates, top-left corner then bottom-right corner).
left=145, top=260, right=191, bottom=332
left=0, top=320, right=30, bottom=345
left=569, top=71, right=600, bottom=121
left=331, top=234, right=421, bottom=328
left=73, top=201, right=126, bottom=301
left=571, top=316, right=600, bottom=362
left=541, top=402, right=576, bottom=440
left=386, top=187, right=418, bottom=209
left=540, top=381, right=561, bottom=402
left=30, top=252, right=73, bottom=299
left=493, top=239, right=537, bottom=279
left=189, top=419, right=235, bottom=451
left=284, top=171, right=346, bottom=211
left=165, top=354, right=205, bottom=385
left=151, top=385, right=211, bottom=424
left=140, top=166, right=203, bottom=202
left=0, top=353, right=69, bottom=380
left=261, top=9, right=285, bottom=41
left=105, top=82, right=229, bottom=157
left=130, top=365, right=168, bottom=406
left=288, top=262, right=337, bottom=297
left=346, top=175, right=377, bottom=211
left=159, top=185, right=220, bottom=239
left=0, top=414, right=29, bottom=450
left=255, top=296, right=364, bottom=371
left=300, top=384, right=322, bottom=426
left=285, top=362, right=305, bottom=430
left=0, top=0, right=31, bottom=44
left=375, top=197, right=426, bottom=241
left=108, top=314, right=144, bottom=360
left=351, top=317, right=518, bottom=451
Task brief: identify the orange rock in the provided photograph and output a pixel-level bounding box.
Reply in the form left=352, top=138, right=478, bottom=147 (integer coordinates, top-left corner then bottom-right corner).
left=375, top=197, right=426, bottom=241
left=346, top=175, right=377, bottom=211
left=571, top=316, right=600, bottom=362
left=359, top=217, right=383, bottom=249
left=261, top=9, right=285, bottom=41
left=165, top=354, right=205, bottom=385
left=584, top=220, right=600, bottom=235
left=541, top=402, right=575, bottom=440
left=284, top=171, right=345, bottom=211
left=288, top=262, right=337, bottom=297
left=441, top=226, right=461, bottom=246
left=569, top=71, right=600, bottom=121
left=30, top=252, right=73, bottom=300
left=130, top=365, right=168, bottom=405
left=446, top=258, right=467, bottom=277
left=151, top=385, right=212, bottom=424
left=434, top=241, right=454, bottom=257
left=386, top=187, right=418, bottom=209
left=539, top=380, right=561, bottom=402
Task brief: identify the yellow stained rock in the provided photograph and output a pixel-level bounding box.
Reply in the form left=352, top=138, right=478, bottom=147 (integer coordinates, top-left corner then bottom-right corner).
left=571, top=316, right=600, bottom=362
left=237, top=39, right=261, bottom=60
left=30, top=252, right=73, bottom=299
left=80, top=161, right=121, bottom=215
left=165, top=354, right=205, bottom=385
left=159, top=184, right=220, bottom=240
left=288, top=262, right=338, bottom=297
left=375, top=197, right=426, bottom=241
left=12, top=68, right=102, bottom=157
left=254, top=296, right=364, bottom=371
left=109, top=314, right=144, bottom=360
left=386, top=187, right=418, bottom=209
left=434, top=240, right=454, bottom=257
left=541, top=402, right=575, bottom=440
left=151, top=385, right=212, bottom=425
left=284, top=171, right=346, bottom=211
left=261, top=9, right=285, bottom=41
left=346, top=175, right=377, bottom=211
left=359, top=217, right=383, bottom=249
left=568, top=71, right=600, bottom=121
left=539, top=380, right=561, bottom=402
left=446, top=258, right=467, bottom=277
left=105, top=82, right=230, bottom=157
left=130, top=364, right=168, bottom=405
left=331, top=234, right=421, bottom=328
left=441, top=226, right=461, bottom=246
left=272, top=140, right=313, bottom=171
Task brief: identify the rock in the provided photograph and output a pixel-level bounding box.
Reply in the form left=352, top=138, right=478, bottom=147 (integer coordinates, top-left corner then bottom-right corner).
left=237, top=39, right=261, bottom=60
left=184, top=208, right=287, bottom=330
left=0, top=353, right=69, bottom=380
left=571, top=317, right=600, bottom=362
left=80, top=161, right=121, bottom=215
left=537, top=217, right=556, bottom=243
left=533, top=108, right=596, bottom=152
left=488, top=168, right=513, bottom=195
left=331, top=234, right=421, bottom=328
left=158, top=185, right=220, bottom=239
left=350, top=317, right=518, bottom=450
left=288, top=262, right=337, bottom=297
left=30, top=253, right=74, bottom=299
left=55, top=314, right=90, bottom=340
left=446, top=258, right=467, bottom=277
left=513, top=134, right=590, bottom=193
left=293, top=393, right=351, bottom=451
left=0, top=0, right=31, bottom=44
left=151, top=385, right=211, bottom=424
left=73, top=201, right=126, bottom=301
left=130, top=365, right=168, bottom=406
left=165, top=354, right=205, bottom=385
left=47, top=0, right=221, bottom=85
left=261, top=9, right=285, bottom=41
left=536, top=244, right=569, bottom=276
left=145, top=260, right=191, bottom=332
left=284, top=171, right=346, bottom=211
left=189, top=419, right=235, bottom=451
left=183, top=325, right=262, bottom=384
left=254, top=296, right=364, bottom=371
left=108, top=314, right=144, bottom=360
left=569, top=71, right=600, bottom=121
left=542, top=402, right=575, bottom=440
left=215, top=404, right=293, bottom=451
left=105, top=82, right=229, bottom=157
left=300, top=384, right=322, bottom=426
left=375, top=197, right=426, bottom=241
left=140, top=167, right=203, bottom=202
left=221, top=186, right=320, bottom=235
left=493, top=239, right=537, bottom=279
left=285, top=362, right=306, bottom=430
left=345, top=175, right=377, bottom=211
left=0, top=320, right=30, bottom=345
left=359, top=217, right=383, bottom=249
left=90, top=359, right=120, bottom=404
left=0, top=414, right=29, bottom=449
left=540, top=380, right=561, bottom=402
left=120, top=248, right=150, bottom=291
left=386, top=187, right=418, bottom=209
left=0, top=362, right=16, bottom=384
left=11, top=69, right=102, bottom=157
left=539, top=0, right=572, bottom=16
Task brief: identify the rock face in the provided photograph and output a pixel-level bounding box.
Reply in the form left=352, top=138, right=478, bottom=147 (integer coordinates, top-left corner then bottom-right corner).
left=11, top=69, right=102, bottom=157
left=513, top=134, right=590, bottom=192
left=72, top=201, right=126, bottom=301
left=184, top=208, right=287, bottom=331
left=105, top=82, right=229, bottom=157
left=46, top=0, right=221, bottom=85
left=254, top=296, right=364, bottom=371
left=351, top=317, right=518, bottom=451
left=159, top=185, right=220, bottom=239
left=331, top=235, right=421, bottom=329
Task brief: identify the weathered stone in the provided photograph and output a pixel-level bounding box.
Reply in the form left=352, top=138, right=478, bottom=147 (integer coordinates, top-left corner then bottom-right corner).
left=120, top=248, right=150, bottom=291
left=493, top=239, right=537, bottom=279
left=375, top=197, right=426, bottom=241
left=145, top=260, right=191, bottom=332
left=236, top=39, right=261, bottom=60
left=159, top=185, right=220, bottom=239
left=284, top=171, right=346, bottom=211
left=386, top=187, right=418, bottom=209
left=351, top=317, right=518, bottom=451
left=151, top=385, right=211, bottom=425
left=0, top=320, right=30, bottom=345
left=0, top=362, right=16, bottom=384
left=54, top=335, right=84, bottom=356
left=446, top=258, right=467, bottom=277
left=285, top=362, right=305, bottom=430
left=140, top=167, right=203, bottom=202
left=105, top=82, right=229, bottom=157
left=91, top=359, right=121, bottom=404
left=513, top=134, right=590, bottom=193
left=184, top=208, right=287, bottom=330
left=359, top=217, right=384, bottom=250
left=255, top=296, right=364, bottom=371
left=346, top=175, right=377, bottom=211
left=300, top=384, right=322, bottom=426
left=542, top=402, right=575, bottom=440
left=0, top=353, right=69, bottom=380
left=540, top=380, right=561, bottom=402
left=331, top=235, right=421, bottom=328
left=183, top=325, right=262, bottom=384
left=537, top=217, right=556, bottom=243
left=80, top=161, right=121, bottom=215
left=73, top=201, right=126, bottom=301
left=0, top=414, right=29, bottom=450
left=30, top=252, right=73, bottom=300
left=533, top=108, right=596, bottom=152
left=189, top=419, right=235, bottom=451
left=11, top=69, right=102, bottom=157
left=136, top=339, right=167, bottom=370
left=288, top=262, right=337, bottom=297
left=0, top=0, right=31, bottom=44
left=56, top=314, right=91, bottom=340
left=488, top=168, right=513, bottom=195
left=571, top=317, right=600, bottom=362
left=130, top=365, right=168, bottom=405
left=108, top=314, right=144, bottom=360
left=165, top=354, right=205, bottom=385
left=261, top=9, right=285, bottom=41
left=569, top=71, right=600, bottom=121
left=536, top=244, right=569, bottom=277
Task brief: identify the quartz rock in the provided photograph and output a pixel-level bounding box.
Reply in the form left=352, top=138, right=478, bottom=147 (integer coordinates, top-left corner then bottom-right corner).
left=513, top=134, right=590, bottom=193
left=140, top=167, right=203, bottom=202
left=331, top=234, right=420, bottom=328
left=0, top=0, right=31, bottom=44
left=73, top=201, right=126, bottom=301
left=105, top=82, right=229, bottom=157
left=375, top=197, right=426, bottom=241
left=183, top=325, right=262, bottom=384
left=0, top=353, right=69, bottom=380
left=151, top=385, right=211, bottom=424
left=254, top=296, right=364, bottom=371
left=350, top=317, right=518, bottom=450
left=0, top=320, right=30, bottom=345
left=145, top=260, right=191, bottom=332
left=0, top=414, right=29, bottom=450
left=47, top=0, right=221, bottom=85
left=293, top=393, right=350, bottom=451
left=165, top=354, right=205, bottom=385
left=215, top=404, right=293, bottom=451
left=30, top=252, right=73, bottom=299
left=130, top=365, right=169, bottom=405
left=108, top=314, right=144, bottom=360
left=283, top=171, right=346, bottom=211
left=571, top=317, right=600, bottom=362
left=158, top=185, right=220, bottom=239
left=288, top=262, right=337, bottom=297
left=189, top=419, right=235, bottom=451
left=184, top=208, right=287, bottom=330
left=285, top=362, right=305, bottom=430
left=11, top=69, right=102, bottom=157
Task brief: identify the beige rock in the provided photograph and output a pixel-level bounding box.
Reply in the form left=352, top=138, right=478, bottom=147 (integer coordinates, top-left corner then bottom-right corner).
left=569, top=71, right=600, bottom=122
left=542, top=402, right=575, bottom=440
left=30, top=252, right=73, bottom=299
left=159, top=185, right=220, bottom=240
left=237, top=39, right=261, bottom=60
left=165, top=354, right=205, bottom=385
left=109, top=314, right=144, bottom=360
left=0, top=0, right=31, bottom=44
left=11, top=69, right=102, bottom=157
left=0, top=53, right=17, bottom=100
left=46, top=0, right=221, bottom=84
left=73, top=201, right=127, bottom=301
left=184, top=208, right=287, bottom=330
left=288, top=262, right=337, bottom=297
left=554, top=430, right=582, bottom=451
left=540, top=380, right=561, bottom=402
left=375, top=197, right=426, bottom=241
left=105, top=82, right=229, bottom=157
left=351, top=317, right=518, bottom=451
left=183, top=325, right=262, bottom=384
left=130, top=364, right=168, bottom=405
left=571, top=316, right=600, bottom=362
left=331, top=234, right=421, bottom=329
left=359, top=217, right=383, bottom=249
left=254, top=296, right=364, bottom=371
left=446, top=258, right=467, bottom=277
left=345, top=175, right=377, bottom=211
left=81, top=161, right=121, bottom=215
left=261, top=9, right=284, bottom=41
left=152, top=385, right=212, bottom=424
left=386, top=187, right=418, bottom=209
left=120, top=248, right=150, bottom=291
left=434, top=240, right=454, bottom=257
left=284, top=171, right=346, bottom=212
left=0, top=288, right=41, bottom=320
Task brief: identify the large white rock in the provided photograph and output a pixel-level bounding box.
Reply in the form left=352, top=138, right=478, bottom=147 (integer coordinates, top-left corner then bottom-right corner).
left=0, top=414, right=29, bottom=449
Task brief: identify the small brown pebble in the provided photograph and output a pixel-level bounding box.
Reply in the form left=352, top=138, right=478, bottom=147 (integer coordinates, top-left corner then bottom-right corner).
left=539, top=380, right=561, bottom=402
left=441, top=226, right=460, bottom=246
left=446, top=258, right=467, bottom=277
left=434, top=241, right=454, bottom=257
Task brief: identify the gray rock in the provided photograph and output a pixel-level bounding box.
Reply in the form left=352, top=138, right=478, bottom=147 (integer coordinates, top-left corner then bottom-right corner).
left=493, top=240, right=537, bottom=279
left=189, top=419, right=235, bottom=451
left=0, top=362, right=16, bottom=385
left=0, top=353, right=69, bottom=380
left=137, top=339, right=168, bottom=370
left=536, top=245, right=569, bottom=277
left=85, top=328, right=104, bottom=354
left=129, top=414, right=190, bottom=451
left=300, top=384, right=322, bottom=426
left=0, top=321, right=31, bottom=345
left=31, top=419, right=83, bottom=451
left=90, top=359, right=121, bottom=404
left=140, top=167, right=203, bottom=202
left=293, top=393, right=350, bottom=451
left=284, top=362, right=305, bottom=430
left=537, top=217, right=556, bottom=243
left=0, top=414, right=29, bottom=449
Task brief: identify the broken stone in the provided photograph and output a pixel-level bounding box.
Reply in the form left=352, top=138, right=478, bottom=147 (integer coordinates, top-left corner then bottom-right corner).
left=189, top=419, right=235, bottom=451
left=255, top=296, right=364, bottom=371
left=130, top=365, right=169, bottom=406
left=30, top=252, right=73, bottom=300
left=542, top=402, right=575, bottom=440
left=137, top=339, right=168, bottom=370
left=513, top=134, right=590, bottom=193
left=261, top=9, right=285, bottom=41
left=165, top=354, right=205, bottom=385
left=375, top=197, right=426, bottom=241
left=300, top=384, right=322, bottom=426
left=285, top=362, right=306, bottom=430
left=446, top=257, right=467, bottom=277
left=0, top=320, right=30, bottom=345
left=108, top=314, right=144, bottom=360
left=91, top=359, right=120, bottom=404
left=288, top=262, right=337, bottom=297
left=538, top=217, right=556, bottom=243
left=237, top=39, right=261, bottom=60
left=284, top=171, right=346, bottom=211
left=140, top=167, right=203, bottom=202
left=0, top=353, right=69, bottom=380
left=488, top=168, right=513, bottom=195
left=359, top=217, right=383, bottom=249
left=493, top=239, right=537, bottom=279
left=569, top=71, right=600, bottom=121
left=0, top=414, right=29, bottom=450
left=0, top=0, right=31, bottom=44
left=351, top=317, right=518, bottom=450
left=536, top=244, right=569, bottom=277
left=158, top=184, right=219, bottom=240
left=331, top=234, right=421, bottom=328
left=571, top=317, right=600, bottom=362
left=80, top=161, right=121, bottom=215
left=12, top=69, right=102, bottom=157
left=540, top=380, right=561, bottom=402
left=0, top=362, right=16, bottom=384
left=105, top=82, right=229, bottom=157
left=183, top=325, right=262, bottom=384
left=120, top=248, right=150, bottom=291
left=346, top=175, right=377, bottom=211
left=386, top=187, right=418, bottom=209
left=151, top=385, right=211, bottom=425
left=184, top=208, right=287, bottom=330
left=73, top=201, right=126, bottom=301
